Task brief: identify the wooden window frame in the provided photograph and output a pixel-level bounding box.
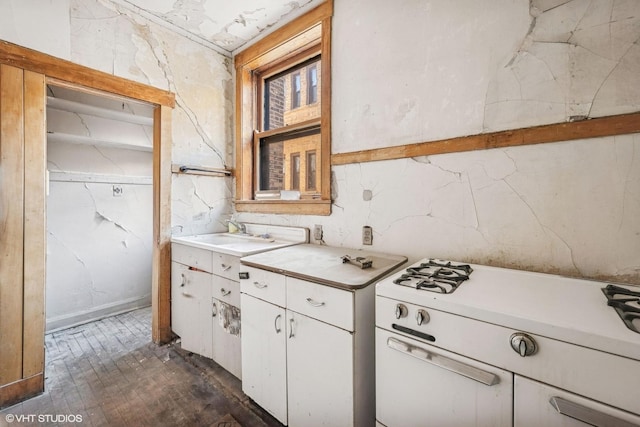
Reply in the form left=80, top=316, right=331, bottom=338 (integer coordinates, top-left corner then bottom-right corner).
left=234, top=1, right=332, bottom=215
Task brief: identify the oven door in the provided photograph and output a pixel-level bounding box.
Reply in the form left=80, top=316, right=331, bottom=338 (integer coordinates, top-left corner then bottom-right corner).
left=376, top=327, right=513, bottom=427
left=514, top=375, right=640, bottom=427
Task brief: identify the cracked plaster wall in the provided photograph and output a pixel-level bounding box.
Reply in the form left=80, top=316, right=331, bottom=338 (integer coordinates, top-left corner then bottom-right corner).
left=46, top=98, right=154, bottom=331
left=1, top=0, right=639, bottom=288
left=0, top=0, right=234, bottom=237
left=238, top=0, right=640, bottom=285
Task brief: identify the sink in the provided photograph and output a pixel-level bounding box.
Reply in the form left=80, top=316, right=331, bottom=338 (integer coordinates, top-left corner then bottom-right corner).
left=171, top=225, right=308, bottom=257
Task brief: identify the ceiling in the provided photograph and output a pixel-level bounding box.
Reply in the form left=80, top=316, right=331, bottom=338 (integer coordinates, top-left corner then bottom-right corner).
left=112, top=0, right=325, bottom=54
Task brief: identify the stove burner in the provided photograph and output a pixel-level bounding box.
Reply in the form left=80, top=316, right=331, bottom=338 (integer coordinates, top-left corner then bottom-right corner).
left=393, top=259, right=473, bottom=294
left=602, top=284, right=640, bottom=334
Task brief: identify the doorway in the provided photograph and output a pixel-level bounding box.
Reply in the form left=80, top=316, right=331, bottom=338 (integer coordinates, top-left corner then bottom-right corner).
left=44, top=85, right=155, bottom=332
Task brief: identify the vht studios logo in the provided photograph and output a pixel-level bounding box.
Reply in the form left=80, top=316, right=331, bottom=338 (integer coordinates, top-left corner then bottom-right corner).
left=5, top=413, right=83, bottom=423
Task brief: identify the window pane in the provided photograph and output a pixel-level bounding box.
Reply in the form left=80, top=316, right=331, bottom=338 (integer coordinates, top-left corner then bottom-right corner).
left=307, top=65, right=318, bottom=104
left=264, top=57, right=321, bottom=131
left=306, top=150, right=316, bottom=190
left=291, top=153, right=301, bottom=190
left=292, top=72, right=301, bottom=109
left=258, top=127, right=320, bottom=192
left=259, top=139, right=284, bottom=191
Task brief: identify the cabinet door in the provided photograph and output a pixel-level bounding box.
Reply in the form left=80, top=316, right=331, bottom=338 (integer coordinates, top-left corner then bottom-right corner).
left=211, top=298, right=242, bottom=379
left=514, top=376, right=640, bottom=427
left=241, top=294, right=287, bottom=425
left=287, top=310, right=354, bottom=427
left=171, top=262, right=212, bottom=358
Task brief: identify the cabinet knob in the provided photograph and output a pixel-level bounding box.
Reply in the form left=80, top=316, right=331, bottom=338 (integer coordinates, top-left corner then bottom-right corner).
left=395, top=304, right=408, bottom=319
left=416, top=309, right=430, bottom=325
left=510, top=332, right=537, bottom=357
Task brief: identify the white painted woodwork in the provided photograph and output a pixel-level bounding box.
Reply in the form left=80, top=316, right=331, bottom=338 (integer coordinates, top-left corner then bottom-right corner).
left=286, top=276, right=354, bottom=331
left=211, top=297, right=242, bottom=379
left=171, top=242, right=244, bottom=378
left=286, top=310, right=353, bottom=427
left=172, top=244, right=214, bottom=274
left=170, top=260, right=213, bottom=358
left=240, top=272, right=377, bottom=426
left=240, top=266, right=287, bottom=307
left=240, top=293, right=288, bottom=424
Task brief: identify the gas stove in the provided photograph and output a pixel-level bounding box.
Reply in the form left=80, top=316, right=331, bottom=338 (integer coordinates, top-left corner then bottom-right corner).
left=602, top=284, right=640, bottom=334
left=392, top=259, right=473, bottom=294
left=375, top=258, right=640, bottom=426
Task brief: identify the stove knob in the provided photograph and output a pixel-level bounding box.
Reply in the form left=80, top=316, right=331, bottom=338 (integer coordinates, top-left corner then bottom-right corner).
left=416, top=309, right=430, bottom=325
left=395, top=304, right=408, bottom=319
left=510, top=333, right=537, bottom=357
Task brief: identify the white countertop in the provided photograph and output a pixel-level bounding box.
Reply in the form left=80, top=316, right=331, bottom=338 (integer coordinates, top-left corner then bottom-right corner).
left=171, top=223, right=309, bottom=257
left=376, top=260, right=640, bottom=361
left=241, top=244, right=407, bottom=290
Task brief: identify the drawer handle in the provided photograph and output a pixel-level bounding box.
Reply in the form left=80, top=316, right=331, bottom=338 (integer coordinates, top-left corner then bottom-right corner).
left=387, top=337, right=499, bottom=386
left=181, top=291, right=193, bottom=297
left=253, top=281, right=268, bottom=289
left=274, top=314, right=282, bottom=333
left=549, top=396, right=638, bottom=427
left=221, top=263, right=232, bottom=271
left=220, top=288, right=231, bottom=296
left=306, top=298, right=325, bottom=307
left=289, top=318, right=295, bottom=338
left=180, top=273, right=186, bottom=287
left=212, top=302, right=217, bottom=317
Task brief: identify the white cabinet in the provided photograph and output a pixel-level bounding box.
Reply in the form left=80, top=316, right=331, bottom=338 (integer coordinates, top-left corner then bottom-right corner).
left=286, top=310, right=353, bottom=427
left=170, top=261, right=213, bottom=358
left=171, top=243, right=242, bottom=378
left=240, top=265, right=375, bottom=426
left=240, top=293, right=287, bottom=423
left=514, top=376, right=640, bottom=427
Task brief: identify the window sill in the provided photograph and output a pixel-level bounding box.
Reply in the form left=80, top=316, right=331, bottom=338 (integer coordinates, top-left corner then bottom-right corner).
left=235, top=199, right=331, bottom=215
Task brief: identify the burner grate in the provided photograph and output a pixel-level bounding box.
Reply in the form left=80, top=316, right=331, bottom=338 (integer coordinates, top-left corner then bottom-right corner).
left=602, top=284, right=640, bottom=334
left=393, top=259, right=473, bottom=294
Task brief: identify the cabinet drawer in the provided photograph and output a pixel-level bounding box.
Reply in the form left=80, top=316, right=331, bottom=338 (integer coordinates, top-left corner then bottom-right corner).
left=172, top=243, right=213, bottom=273
left=240, top=266, right=286, bottom=307
left=213, top=275, right=240, bottom=307
left=287, top=277, right=354, bottom=331
left=212, top=252, right=239, bottom=281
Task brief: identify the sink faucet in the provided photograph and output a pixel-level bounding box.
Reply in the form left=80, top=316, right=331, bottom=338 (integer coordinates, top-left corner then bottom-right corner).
left=228, top=219, right=246, bottom=234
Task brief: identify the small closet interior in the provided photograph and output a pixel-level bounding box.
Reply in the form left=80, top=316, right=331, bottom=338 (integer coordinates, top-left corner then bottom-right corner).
left=45, top=85, right=154, bottom=332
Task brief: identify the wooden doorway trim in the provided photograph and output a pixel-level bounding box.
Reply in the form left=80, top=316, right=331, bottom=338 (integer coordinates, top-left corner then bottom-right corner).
left=0, top=40, right=175, bottom=354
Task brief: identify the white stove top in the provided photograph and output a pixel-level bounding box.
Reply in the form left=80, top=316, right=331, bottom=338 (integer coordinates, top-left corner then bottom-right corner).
left=376, top=259, right=640, bottom=361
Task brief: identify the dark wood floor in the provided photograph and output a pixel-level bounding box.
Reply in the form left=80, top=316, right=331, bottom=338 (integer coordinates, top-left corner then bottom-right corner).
left=0, top=307, right=283, bottom=427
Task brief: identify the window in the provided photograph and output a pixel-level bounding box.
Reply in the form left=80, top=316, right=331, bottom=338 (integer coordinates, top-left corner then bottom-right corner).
left=306, top=150, right=317, bottom=190
left=291, top=153, right=300, bottom=190
left=307, top=64, right=318, bottom=105
left=291, top=72, right=301, bottom=109
left=234, top=2, right=332, bottom=215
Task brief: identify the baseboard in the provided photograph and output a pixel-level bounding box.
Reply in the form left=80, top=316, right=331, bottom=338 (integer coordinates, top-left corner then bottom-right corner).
left=0, top=373, right=44, bottom=409
left=46, top=295, right=151, bottom=333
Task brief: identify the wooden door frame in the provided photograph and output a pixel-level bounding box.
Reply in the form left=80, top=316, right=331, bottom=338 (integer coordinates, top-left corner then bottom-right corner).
left=0, top=40, right=174, bottom=407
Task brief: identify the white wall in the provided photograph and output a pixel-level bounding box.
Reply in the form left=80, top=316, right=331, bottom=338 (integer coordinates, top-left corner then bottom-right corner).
left=45, top=97, right=154, bottom=331
left=1, top=0, right=638, bottom=287
left=239, top=0, right=640, bottom=284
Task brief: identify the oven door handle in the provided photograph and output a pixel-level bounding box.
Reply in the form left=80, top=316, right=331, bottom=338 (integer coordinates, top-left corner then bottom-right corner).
left=549, top=396, right=638, bottom=427
left=387, top=337, right=500, bottom=386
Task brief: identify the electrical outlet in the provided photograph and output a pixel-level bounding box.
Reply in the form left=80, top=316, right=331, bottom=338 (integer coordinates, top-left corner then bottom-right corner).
left=313, top=224, right=323, bottom=241
left=362, top=226, right=373, bottom=245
